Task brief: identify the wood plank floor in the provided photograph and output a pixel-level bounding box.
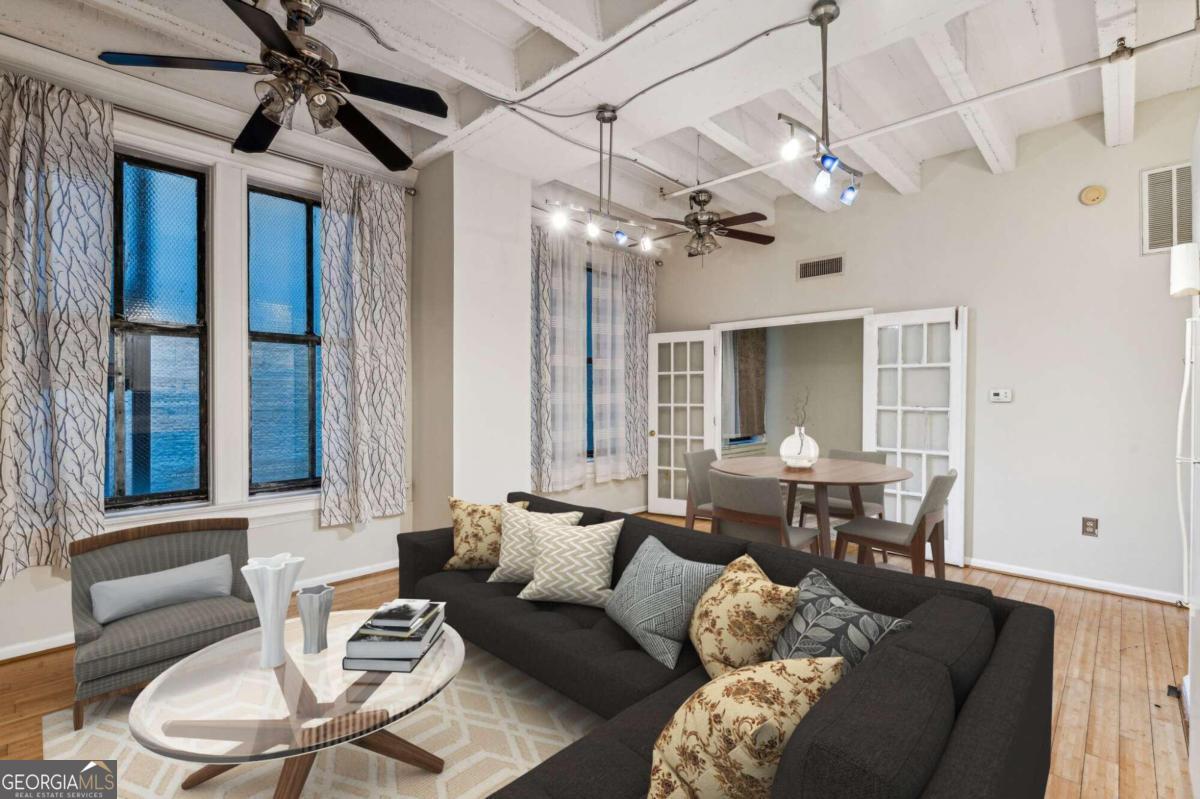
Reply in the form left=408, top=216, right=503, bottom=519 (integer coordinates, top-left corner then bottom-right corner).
left=0, top=523, right=1191, bottom=799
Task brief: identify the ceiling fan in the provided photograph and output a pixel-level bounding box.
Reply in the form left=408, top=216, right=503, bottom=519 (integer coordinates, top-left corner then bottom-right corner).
left=98, top=0, right=448, bottom=171
left=653, top=190, right=775, bottom=257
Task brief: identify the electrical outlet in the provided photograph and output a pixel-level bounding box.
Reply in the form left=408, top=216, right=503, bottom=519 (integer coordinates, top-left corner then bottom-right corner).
left=1082, top=517, right=1099, bottom=537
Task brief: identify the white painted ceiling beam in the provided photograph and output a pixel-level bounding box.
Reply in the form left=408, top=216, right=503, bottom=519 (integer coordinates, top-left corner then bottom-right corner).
left=489, top=0, right=601, bottom=53
left=915, top=22, right=1017, bottom=173
left=783, top=82, right=921, bottom=195
left=74, top=0, right=461, bottom=137
left=1095, top=0, right=1137, bottom=146
left=697, top=114, right=840, bottom=212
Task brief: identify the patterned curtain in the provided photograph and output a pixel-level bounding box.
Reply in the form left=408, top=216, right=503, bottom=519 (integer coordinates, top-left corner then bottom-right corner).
left=530, top=225, right=587, bottom=492
left=591, top=247, right=655, bottom=483
left=319, top=168, right=409, bottom=526
left=0, top=73, right=113, bottom=580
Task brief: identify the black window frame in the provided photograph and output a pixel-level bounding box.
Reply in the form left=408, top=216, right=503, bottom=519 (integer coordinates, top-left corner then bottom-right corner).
left=106, top=153, right=210, bottom=510
left=246, top=186, right=322, bottom=495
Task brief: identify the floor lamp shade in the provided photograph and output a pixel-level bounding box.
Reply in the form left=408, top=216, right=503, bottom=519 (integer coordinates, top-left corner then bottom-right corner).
left=1171, top=243, right=1200, bottom=297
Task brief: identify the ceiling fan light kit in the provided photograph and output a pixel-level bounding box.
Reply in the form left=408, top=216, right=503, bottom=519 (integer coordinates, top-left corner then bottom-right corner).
left=97, top=0, right=450, bottom=171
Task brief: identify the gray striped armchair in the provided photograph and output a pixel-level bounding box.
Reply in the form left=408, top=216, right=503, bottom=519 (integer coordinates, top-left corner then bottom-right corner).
left=68, top=518, right=258, bottom=729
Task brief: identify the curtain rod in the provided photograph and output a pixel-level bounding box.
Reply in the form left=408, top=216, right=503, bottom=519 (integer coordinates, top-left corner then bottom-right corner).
left=115, top=104, right=418, bottom=195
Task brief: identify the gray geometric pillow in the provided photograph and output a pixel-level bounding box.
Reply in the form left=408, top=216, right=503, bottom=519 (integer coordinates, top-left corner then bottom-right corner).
left=772, top=569, right=911, bottom=668
left=606, top=537, right=724, bottom=668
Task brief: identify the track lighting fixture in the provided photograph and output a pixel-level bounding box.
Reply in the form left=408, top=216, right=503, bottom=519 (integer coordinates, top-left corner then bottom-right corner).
left=839, top=180, right=859, bottom=206
left=613, top=229, right=629, bottom=246
left=640, top=235, right=654, bottom=253
left=780, top=126, right=802, bottom=161
left=586, top=217, right=601, bottom=238
left=550, top=208, right=569, bottom=230
left=813, top=168, right=831, bottom=194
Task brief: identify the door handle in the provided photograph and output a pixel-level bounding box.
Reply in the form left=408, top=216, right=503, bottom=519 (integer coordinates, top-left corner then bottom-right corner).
left=649, top=430, right=656, bottom=437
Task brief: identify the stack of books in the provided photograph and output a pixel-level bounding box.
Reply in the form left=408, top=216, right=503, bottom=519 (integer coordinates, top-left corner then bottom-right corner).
left=342, top=599, right=446, bottom=673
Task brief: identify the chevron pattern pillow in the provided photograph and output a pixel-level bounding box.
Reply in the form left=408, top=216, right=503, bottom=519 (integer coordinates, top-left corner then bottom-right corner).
left=518, top=519, right=624, bottom=607
left=487, top=505, right=584, bottom=583
left=606, top=537, right=725, bottom=668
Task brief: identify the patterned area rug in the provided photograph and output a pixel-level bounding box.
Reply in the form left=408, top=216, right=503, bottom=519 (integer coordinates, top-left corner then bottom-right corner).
left=43, top=643, right=601, bottom=799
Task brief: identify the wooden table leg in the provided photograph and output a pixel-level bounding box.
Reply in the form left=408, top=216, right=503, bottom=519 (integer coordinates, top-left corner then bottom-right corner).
left=354, top=729, right=444, bottom=774
left=273, top=753, right=317, bottom=799
left=181, top=763, right=238, bottom=790
left=813, top=484, right=833, bottom=558
left=785, top=482, right=798, bottom=526
left=848, top=485, right=866, bottom=517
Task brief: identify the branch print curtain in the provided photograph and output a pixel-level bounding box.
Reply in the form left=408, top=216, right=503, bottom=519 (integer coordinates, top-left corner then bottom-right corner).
left=591, top=247, right=655, bottom=483
left=0, top=73, right=113, bottom=580
left=530, top=225, right=587, bottom=492
left=319, top=168, right=409, bottom=526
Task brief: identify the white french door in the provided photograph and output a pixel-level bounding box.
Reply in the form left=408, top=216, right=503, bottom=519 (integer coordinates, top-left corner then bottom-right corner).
left=648, top=331, right=716, bottom=515
left=863, top=307, right=968, bottom=566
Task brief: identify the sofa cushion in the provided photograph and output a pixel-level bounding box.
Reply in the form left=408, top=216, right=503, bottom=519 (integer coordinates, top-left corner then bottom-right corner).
left=74, top=596, right=258, bottom=683
left=90, top=554, right=233, bottom=624
left=416, top=569, right=699, bottom=718
left=519, top=519, right=624, bottom=607
left=445, top=498, right=534, bottom=571
left=650, top=658, right=844, bottom=799
left=744, top=541, right=995, bottom=622
left=689, top=555, right=799, bottom=678
left=773, top=645, right=956, bottom=799
left=491, top=667, right=710, bottom=799
left=606, top=512, right=748, bottom=585
left=606, top=536, right=724, bottom=668
left=772, top=568, right=911, bottom=669
left=489, top=505, right=585, bottom=582
left=881, top=595, right=995, bottom=709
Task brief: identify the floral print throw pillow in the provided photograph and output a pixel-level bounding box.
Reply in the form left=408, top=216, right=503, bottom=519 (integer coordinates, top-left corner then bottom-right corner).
left=443, top=498, right=529, bottom=570
left=649, top=657, right=844, bottom=799
left=688, top=555, right=800, bottom=679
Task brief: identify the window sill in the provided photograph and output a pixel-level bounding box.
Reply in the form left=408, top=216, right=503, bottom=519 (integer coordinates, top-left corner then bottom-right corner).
left=104, top=489, right=321, bottom=532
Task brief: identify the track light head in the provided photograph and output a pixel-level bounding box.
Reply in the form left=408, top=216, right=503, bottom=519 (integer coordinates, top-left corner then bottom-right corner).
left=819, top=153, right=840, bottom=172
left=813, top=168, right=832, bottom=193
left=839, top=182, right=858, bottom=206
left=640, top=236, right=654, bottom=253
left=550, top=208, right=569, bottom=230
left=613, top=229, right=629, bottom=246
left=586, top=218, right=600, bottom=238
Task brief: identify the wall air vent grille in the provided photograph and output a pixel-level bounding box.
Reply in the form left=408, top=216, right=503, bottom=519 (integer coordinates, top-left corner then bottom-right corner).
left=795, top=255, right=844, bottom=281
left=1143, top=163, right=1192, bottom=254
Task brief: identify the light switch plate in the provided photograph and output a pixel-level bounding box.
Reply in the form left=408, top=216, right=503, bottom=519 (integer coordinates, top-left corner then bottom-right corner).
left=989, top=388, right=1013, bottom=403
left=1082, top=517, right=1099, bottom=537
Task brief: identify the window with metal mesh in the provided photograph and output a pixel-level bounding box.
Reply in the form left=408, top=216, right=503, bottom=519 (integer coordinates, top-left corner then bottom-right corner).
left=248, top=188, right=322, bottom=493
left=105, top=156, right=208, bottom=508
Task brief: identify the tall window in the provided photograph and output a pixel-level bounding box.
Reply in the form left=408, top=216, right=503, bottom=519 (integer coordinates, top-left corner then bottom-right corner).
left=105, top=156, right=208, bottom=508
left=248, top=188, right=322, bottom=493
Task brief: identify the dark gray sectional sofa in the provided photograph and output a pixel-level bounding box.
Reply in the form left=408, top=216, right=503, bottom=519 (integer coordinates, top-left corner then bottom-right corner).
left=397, top=492, right=1054, bottom=799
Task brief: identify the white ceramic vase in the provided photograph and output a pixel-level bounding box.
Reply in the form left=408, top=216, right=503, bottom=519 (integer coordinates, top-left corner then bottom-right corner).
left=241, top=553, right=305, bottom=668
left=779, top=426, right=819, bottom=468
left=297, top=584, right=334, bottom=655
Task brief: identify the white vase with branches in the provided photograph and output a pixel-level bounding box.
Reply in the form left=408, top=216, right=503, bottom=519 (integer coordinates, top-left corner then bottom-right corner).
left=779, top=388, right=820, bottom=468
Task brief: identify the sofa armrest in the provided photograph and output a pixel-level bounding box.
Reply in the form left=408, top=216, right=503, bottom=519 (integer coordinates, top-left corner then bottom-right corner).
left=72, top=603, right=103, bottom=647
left=917, top=603, right=1054, bottom=799
left=397, top=528, right=454, bottom=598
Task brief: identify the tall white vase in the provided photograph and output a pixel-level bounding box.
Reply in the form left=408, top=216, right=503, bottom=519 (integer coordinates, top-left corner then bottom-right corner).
left=241, top=553, right=305, bottom=669
left=779, top=426, right=819, bottom=468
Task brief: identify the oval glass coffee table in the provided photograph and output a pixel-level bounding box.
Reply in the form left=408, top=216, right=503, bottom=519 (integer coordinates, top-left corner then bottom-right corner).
left=129, top=609, right=464, bottom=798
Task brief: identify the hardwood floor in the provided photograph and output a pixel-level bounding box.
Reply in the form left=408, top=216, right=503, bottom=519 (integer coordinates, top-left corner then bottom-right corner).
left=0, top=526, right=1190, bottom=799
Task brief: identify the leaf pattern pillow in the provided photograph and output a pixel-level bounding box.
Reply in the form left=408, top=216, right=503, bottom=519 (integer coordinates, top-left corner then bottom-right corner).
left=772, top=568, right=911, bottom=668
left=688, top=555, right=800, bottom=679
left=649, top=657, right=844, bottom=799
left=443, top=498, right=529, bottom=570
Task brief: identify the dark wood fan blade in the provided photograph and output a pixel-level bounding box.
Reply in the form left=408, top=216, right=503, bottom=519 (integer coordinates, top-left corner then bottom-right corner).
left=715, top=228, right=775, bottom=245
left=100, top=52, right=264, bottom=72
left=335, top=101, right=412, bottom=171
left=221, top=0, right=297, bottom=56
left=339, top=71, right=448, bottom=118
left=232, top=106, right=280, bottom=154
left=652, top=217, right=689, bottom=228
left=717, top=212, right=767, bottom=228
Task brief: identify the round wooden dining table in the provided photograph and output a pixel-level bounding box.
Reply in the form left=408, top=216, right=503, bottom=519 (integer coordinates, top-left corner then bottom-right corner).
left=710, top=456, right=912, bottom=558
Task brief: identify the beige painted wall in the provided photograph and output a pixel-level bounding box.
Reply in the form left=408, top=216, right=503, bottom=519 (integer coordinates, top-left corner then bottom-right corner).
left=763, top=320, right=863, bottom=455
left=657, top=89, right=1198, bottom=599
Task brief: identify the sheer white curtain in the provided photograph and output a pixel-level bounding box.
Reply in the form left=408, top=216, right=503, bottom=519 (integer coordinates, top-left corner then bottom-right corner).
left=319, top=168, right=409, bottom=526
left=0, top=73, right=113, bottom=579
left=591, top=247, right=655, bottom=483
left=530, top=226, right=588, bottom=492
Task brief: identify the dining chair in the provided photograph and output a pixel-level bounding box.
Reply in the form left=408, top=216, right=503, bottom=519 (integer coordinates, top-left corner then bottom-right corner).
left=710, top=471, right=820, bottom=553
left=832, top=470, right=958, bottom=579
left=683, top=449, right=718, bottom=530
left=794, top=448, right=887, bottom=527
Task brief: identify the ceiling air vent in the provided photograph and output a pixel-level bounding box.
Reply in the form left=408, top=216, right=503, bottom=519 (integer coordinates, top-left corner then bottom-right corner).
left=796, top=255, right=844, bottom=281
left=1143, top=163, right=1192, bottom=254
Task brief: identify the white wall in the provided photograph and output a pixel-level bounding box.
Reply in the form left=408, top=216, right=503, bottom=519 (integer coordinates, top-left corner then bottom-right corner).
left=657, top=88, right=1198, bottom=600
left=451, top=153, right=533, bottom=503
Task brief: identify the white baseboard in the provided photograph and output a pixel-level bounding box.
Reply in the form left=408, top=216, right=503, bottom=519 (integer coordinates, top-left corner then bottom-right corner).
left=966, top=557, right=1184, bottom=605
left=621, top=504, right=649, bottom=515
left=0, top=559, right=400, bottom=664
